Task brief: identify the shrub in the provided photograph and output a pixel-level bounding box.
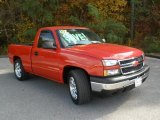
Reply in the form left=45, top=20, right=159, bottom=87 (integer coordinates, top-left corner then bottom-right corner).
left=142, top=34, right=160, bottom=53
left=103, top=19, right=128, bottom=44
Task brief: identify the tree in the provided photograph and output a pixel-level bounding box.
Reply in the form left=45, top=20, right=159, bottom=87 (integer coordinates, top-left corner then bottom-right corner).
left=55, top=2, right=128, bottom=44
left=0, top=0, right=19, bottom=43
left=92, top=0, right=127, bottom=22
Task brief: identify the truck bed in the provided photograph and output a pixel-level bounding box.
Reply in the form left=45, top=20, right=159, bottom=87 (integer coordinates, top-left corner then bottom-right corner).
left=13, top=42, right=34, bottom=46
left=8, top=44, right=33, bottom=73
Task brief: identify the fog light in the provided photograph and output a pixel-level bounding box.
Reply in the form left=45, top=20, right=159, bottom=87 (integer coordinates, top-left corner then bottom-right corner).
left=104, top=69, right=120, bottom=76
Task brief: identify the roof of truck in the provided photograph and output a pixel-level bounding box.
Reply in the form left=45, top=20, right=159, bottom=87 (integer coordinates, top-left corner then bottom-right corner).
left=39, top=26, right=88, bottom=30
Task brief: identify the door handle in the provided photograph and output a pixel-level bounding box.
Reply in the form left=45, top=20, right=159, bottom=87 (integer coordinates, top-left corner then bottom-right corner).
left=34, top=51, right=39, bottom=56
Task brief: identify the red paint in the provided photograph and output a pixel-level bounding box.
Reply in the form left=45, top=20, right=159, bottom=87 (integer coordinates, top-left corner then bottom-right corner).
left=8, top=26, right=144, bottom=83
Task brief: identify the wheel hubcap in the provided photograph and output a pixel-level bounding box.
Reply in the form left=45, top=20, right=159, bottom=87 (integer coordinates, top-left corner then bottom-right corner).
left=15, top=62, right=22, bottom=78
left=69, top=77, right=78, bottom=100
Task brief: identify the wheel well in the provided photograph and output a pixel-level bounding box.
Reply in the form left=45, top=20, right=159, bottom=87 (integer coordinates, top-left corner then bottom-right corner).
left=63, top=66, right=89, bottom=84
left=13, top=56, right=21, bottom=62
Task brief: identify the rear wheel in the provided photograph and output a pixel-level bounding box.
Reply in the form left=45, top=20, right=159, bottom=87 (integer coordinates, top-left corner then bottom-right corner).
left=68, top=69, right=91, bottom=105
left=14, top=59, right=29, bottom=81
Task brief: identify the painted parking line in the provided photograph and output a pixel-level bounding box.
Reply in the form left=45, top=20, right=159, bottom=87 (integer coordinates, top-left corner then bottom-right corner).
left=0, top=69, right=13, bottom=75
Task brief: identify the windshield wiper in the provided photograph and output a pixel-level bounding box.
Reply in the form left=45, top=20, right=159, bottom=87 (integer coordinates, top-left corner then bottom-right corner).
left=66, top=44, right=86, bottom=47
left=91, top=41, right=101, bottom=44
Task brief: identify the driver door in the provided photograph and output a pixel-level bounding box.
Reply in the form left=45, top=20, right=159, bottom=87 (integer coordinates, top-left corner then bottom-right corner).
left=31, top=30, right=61, bottom=81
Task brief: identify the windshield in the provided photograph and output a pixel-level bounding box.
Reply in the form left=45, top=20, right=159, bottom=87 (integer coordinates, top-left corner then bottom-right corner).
left=57, top=29, right=103, bottom=47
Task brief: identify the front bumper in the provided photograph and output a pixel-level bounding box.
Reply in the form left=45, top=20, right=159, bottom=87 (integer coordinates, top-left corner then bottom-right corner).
left=90, top=65, right=150, bottom=92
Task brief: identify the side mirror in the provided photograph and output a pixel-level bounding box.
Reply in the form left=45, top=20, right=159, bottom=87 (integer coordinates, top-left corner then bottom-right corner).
left=52, top=44, right=57, bottom=49
left=102, top=38, right=106, bottom=42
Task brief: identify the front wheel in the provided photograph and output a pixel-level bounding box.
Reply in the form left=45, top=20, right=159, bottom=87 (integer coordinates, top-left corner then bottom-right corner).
left=14, top=59, right=29, bottom=81
left=68, top=69, right=91, bottom=105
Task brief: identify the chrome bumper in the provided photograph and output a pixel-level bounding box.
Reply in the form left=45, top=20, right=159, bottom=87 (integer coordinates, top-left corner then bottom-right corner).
left=90, top=65, right=150, bottom=92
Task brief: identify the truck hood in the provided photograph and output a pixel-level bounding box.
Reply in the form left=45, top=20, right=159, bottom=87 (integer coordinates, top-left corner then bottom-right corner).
left=67, top=43, right=143, bottom=60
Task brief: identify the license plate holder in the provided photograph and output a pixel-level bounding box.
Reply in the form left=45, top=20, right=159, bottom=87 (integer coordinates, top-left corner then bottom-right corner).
left=135, top=77, right=142, bottom=87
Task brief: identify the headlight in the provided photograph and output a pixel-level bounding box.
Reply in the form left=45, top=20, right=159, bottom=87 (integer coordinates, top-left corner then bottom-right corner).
left=102, top=60, right=118, bottom=66
left=104, top=69, right=120, bottom=76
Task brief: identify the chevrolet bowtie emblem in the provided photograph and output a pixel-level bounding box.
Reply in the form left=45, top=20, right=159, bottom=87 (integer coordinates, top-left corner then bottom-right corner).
left=132, top=61, right=139, bottom=66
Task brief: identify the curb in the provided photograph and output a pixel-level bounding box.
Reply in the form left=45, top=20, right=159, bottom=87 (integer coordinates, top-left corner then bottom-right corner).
left=0, top=55, right=8, bottom=58
left=146, top=54, right=160, bottom=59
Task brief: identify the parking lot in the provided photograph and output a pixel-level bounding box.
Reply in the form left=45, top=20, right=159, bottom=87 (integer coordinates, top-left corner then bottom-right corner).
left=0, top=57, right=160, bottom=120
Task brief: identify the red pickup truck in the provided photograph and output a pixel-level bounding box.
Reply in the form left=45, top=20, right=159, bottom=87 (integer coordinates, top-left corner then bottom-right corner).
left=8, top=26, right=150, bottom=104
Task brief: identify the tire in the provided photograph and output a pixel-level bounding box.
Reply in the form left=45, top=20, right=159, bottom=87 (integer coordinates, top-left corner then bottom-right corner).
left=14, top=59, right=29, bottom=81
left=68, top=69, right=91, bottom=105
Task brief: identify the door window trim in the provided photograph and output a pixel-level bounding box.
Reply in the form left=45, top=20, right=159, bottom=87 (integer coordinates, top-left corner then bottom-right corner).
left=37, top=30, right=56, bottom=49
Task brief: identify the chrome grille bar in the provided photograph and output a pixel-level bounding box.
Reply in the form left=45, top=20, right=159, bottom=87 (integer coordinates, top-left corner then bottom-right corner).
left=119, top=55, right=144, bottom=75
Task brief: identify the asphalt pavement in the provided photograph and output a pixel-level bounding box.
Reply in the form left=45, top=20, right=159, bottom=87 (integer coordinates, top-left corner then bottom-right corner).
left=0, top=57, right=160, bottom=120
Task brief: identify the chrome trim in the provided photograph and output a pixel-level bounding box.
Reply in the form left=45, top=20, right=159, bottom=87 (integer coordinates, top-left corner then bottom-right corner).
left=91, top=80, right=135, bottom=91
left=91, top=70, right=148, bottom=92
left=118, top=56, right=143, bottom=66
left=120, top=67, right=143, bottom=75
left=69, top=77, right=78, bottom=100
left=15, top=62, right=22, bottom=78
left=119, top=62, right=134, bottom=67
left=118, top=57, right=135, bottom=66
left=118, top=55, right=144, bottom=75
left=120, top=61, right=143, bottom=68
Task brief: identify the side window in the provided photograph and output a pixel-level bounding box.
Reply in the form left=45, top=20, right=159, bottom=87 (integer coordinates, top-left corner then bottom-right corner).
left=38, top=30, right=56, bottom=49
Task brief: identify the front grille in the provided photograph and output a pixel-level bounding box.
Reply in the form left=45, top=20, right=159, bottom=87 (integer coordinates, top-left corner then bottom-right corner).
left=121, top=62, right=143, bottom=74
left=119, top=55, right=144, bottom=75
left=119, top=55, right=143, bottom=66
